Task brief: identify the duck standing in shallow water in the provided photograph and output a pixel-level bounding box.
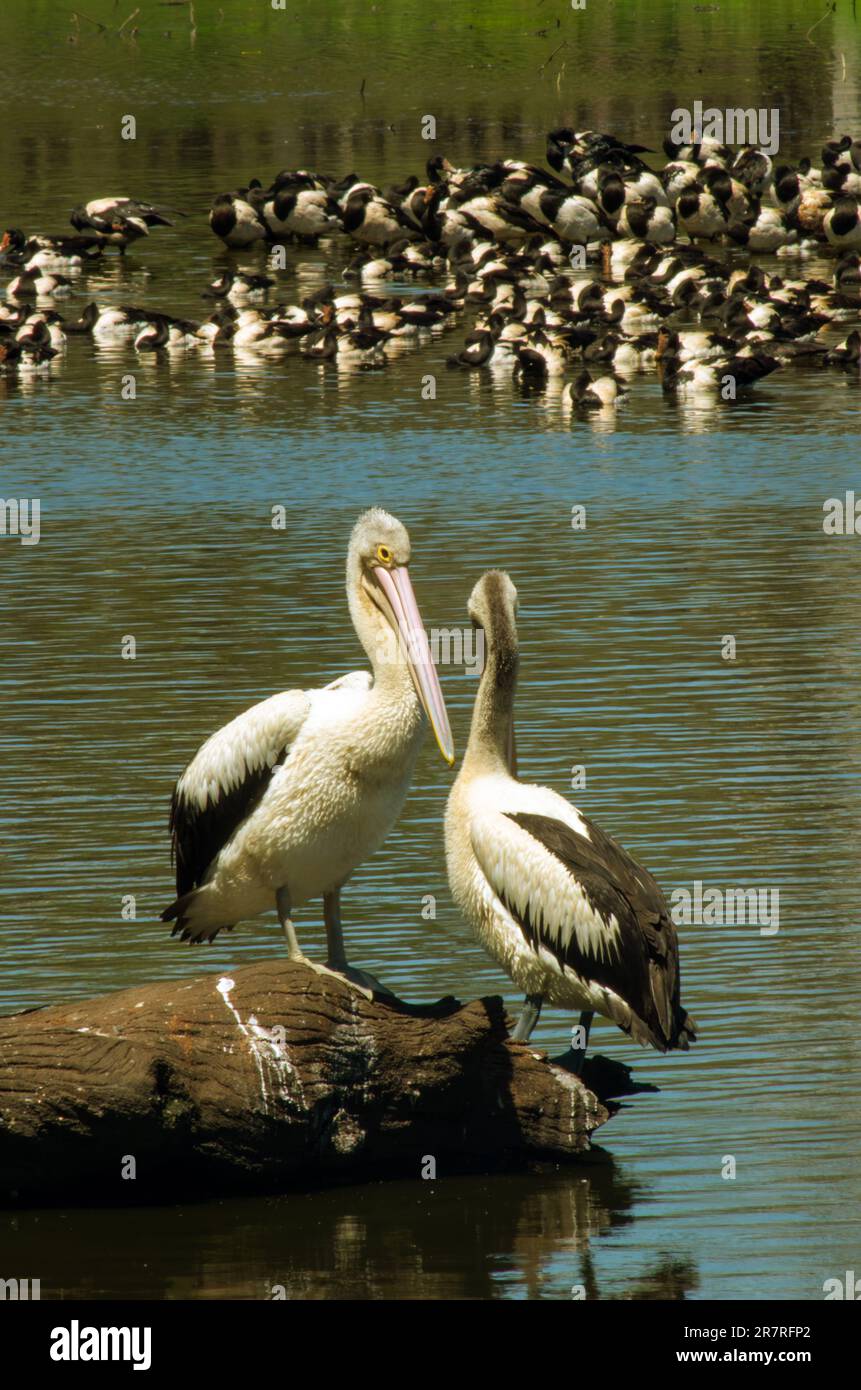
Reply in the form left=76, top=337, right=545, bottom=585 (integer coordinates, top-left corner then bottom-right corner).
left=445, top=570, right=697, bottom=1070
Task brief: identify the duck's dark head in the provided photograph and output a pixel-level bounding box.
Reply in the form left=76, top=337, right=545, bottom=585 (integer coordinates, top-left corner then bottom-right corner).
left=203, top=273, right=231, bottom=298
left=426, top=155, right=454, bottom=185
left=1, top=229, right=26, bottom=253
left=656, top=326, right=678, bottom=359
left=822, top=165, right=847, bottom=194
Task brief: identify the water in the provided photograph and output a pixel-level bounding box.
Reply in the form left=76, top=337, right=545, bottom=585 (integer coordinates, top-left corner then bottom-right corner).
left=1, top=0, right=860, bottom=1300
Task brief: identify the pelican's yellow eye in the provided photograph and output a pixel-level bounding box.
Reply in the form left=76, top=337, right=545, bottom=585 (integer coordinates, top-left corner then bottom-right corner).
left=376, top=544, right=393, bottom=565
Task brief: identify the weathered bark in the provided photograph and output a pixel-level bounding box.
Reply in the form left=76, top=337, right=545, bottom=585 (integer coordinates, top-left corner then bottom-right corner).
left=0, top=962, right=612, bottom=1205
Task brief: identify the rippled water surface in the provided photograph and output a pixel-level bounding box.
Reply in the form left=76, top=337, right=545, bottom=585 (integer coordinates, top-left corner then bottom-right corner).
left=1, top=0, right=860, bottom=1301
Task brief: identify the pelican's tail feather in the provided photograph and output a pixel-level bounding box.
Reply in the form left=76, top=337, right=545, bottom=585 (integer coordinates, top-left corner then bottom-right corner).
left=160, top=886, right=235, bottom=945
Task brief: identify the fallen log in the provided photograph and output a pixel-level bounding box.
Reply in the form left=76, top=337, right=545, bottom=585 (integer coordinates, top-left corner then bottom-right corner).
left=0, top=961, right=613, bottom=1206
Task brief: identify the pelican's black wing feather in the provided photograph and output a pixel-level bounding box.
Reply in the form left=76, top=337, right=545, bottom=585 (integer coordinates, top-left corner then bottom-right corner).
left=503, top=811, right=696, bottom=1049
left=164, top=689, right=313, bottom=903
left=170, top=752, right=286, bottom=898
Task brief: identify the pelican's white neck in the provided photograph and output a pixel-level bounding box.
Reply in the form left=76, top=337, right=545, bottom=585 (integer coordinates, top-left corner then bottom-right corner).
left=463, top=625, right=519, bottom=777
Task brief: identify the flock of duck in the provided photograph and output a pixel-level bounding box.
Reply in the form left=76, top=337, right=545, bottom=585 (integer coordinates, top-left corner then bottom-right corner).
left=2, top=127, right=861, bottom=410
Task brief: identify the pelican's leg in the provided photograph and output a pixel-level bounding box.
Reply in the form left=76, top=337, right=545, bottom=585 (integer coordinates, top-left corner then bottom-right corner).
left=511, top=993, right=543, bottom=1042
left=551, top=1010, right=594, bottom=1076
left=322, top=888, right=348, bottom=971
left=323, top=889, right=395, bottom=999
left=276, top=886, right=305, bottom=960
left=277, top=886, right=374, bottom=997
left=569, top=1010, right=593, bottom=1075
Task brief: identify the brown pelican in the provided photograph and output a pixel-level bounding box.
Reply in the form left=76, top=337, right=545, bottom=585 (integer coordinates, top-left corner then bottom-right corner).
left=161, top=509, right=454, bottom=994
left=445, top=570, right=696, bottom=1069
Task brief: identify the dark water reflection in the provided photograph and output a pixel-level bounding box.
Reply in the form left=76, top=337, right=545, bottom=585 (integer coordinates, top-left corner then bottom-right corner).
left=1, top=0, right=861, bottom=1301
left=3, top=1164, right=697, bottom=1302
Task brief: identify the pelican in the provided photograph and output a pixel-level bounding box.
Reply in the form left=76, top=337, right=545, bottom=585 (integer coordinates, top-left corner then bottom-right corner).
left=445, top=571, right=697, bottom=1070
left=161, top=509, right=454, bottom=994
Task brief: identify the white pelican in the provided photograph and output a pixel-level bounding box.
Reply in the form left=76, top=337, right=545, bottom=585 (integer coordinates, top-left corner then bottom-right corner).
left=445, top=570, right=697, bottom=1069
left=161, top=509, right=454, bottom=994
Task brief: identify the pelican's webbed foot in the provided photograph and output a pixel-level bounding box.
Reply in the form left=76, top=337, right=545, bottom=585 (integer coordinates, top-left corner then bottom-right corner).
left=325, top=962, right=396, bottom=1000
left=549, top=1045, right=587, bottom=1077
left=550, top=1010, right=593, bottom=1075
left=319, top=888, right=395, bottom=999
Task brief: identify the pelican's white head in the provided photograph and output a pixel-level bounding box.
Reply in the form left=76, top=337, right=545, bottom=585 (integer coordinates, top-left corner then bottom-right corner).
left=467, top=569, right=519, bottom=652
left=347, top=509, right=454, bottom=765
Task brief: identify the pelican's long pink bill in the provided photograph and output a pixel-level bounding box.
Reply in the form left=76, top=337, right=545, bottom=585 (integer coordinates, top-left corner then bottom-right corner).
left=374, top=564, right=455, bottom=765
